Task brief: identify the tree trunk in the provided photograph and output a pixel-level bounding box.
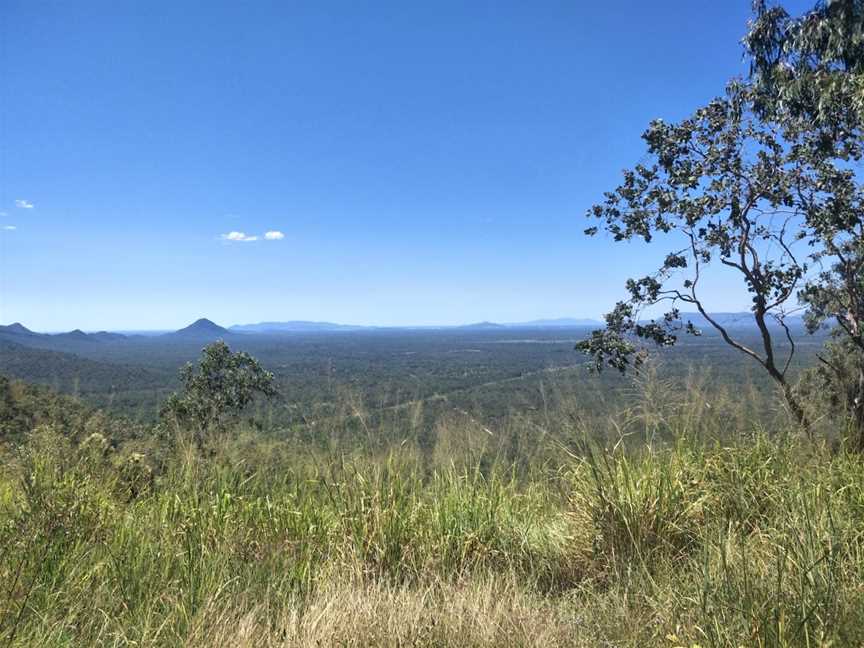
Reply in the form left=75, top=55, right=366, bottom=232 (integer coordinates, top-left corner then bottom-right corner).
left=780, top=380, right=812, bottom=440
left=851, top=366, right=864, bottom=452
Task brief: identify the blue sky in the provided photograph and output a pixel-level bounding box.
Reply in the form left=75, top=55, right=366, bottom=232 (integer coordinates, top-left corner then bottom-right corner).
left=0, top=1, right=812, bottom=331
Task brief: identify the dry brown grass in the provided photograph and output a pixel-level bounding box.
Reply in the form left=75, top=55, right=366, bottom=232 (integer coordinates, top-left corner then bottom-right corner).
left=183, top=577, right=584, bottom=648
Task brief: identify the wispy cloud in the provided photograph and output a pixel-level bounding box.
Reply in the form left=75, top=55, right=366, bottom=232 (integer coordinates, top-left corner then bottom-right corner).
left=1, top=225, right=16, bottom=231
left=220, top=229, right=285, bottom=242
left=15, top=199, right=34, bottom=209
left=221, top=231, right=259, bottom=242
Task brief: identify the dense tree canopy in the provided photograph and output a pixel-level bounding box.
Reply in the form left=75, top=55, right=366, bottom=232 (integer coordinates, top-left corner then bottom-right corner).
left=746, top=0, right=863, bottom=130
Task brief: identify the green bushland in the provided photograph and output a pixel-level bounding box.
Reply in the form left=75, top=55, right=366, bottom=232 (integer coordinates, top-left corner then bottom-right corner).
left=2, top=369, right=864, bottom=647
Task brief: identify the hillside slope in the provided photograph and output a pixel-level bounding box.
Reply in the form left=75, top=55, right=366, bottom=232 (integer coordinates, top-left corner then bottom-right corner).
left=0, top=338, right=170, bottom=395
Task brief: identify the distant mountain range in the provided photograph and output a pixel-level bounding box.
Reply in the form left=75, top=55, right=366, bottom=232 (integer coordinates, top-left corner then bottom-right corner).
left=676, top=312, right=807, bottom=331
left=230, top=321, right=366, bottom=333
left=0, top=317, right=607, bottom=353
left=0, top=323, right=130, bottom=343
left=0, top=312, right=816, bottom=346
left=510, top=318, right=603, bottom=328
left=230, top=317, right=604, bottom=333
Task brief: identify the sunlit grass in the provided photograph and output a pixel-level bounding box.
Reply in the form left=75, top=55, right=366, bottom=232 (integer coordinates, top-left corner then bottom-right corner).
left=2, top=377, right=864, bottom=646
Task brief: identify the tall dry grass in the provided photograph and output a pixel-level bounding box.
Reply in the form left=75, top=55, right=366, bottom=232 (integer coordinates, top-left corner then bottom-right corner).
left=2, top=370, right=863, bottom=647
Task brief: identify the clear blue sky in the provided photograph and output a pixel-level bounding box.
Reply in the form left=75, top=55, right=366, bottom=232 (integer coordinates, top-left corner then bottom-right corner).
left=0, top=1, right=812, bottom=331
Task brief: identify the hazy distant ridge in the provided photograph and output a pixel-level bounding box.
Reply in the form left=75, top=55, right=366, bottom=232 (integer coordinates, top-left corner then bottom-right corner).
left=0, top=323, right=129, bottom=344
left=0, top=313, right=814, bottom=340
left=231, top=317, right=604, bottom=333
left=230, top=321, right=367, bottom=333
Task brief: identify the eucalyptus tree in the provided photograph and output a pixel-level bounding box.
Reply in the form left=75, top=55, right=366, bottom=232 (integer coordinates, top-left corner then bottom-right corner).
left=577, top=82, right=817, bottom=428
left=160, top=341, right=276, bottom=449
left=746, top=0, right=864, bottom=445
left=579, top=0, right=864, bottom=445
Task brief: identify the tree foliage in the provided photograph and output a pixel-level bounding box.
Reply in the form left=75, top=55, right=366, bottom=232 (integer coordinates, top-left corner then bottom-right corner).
left=577, top=82, right=820, bottom=424
left=578, top=1, right=864, bottom=439
left=746, top=0, right=864, bottom=131
left=746, top=0, right=864, bottom=445
left=160, top=342, right=276, bottom=446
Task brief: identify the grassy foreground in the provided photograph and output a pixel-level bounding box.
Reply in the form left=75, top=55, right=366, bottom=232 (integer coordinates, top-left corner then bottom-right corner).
left=2, top=381, right=864, bottom=647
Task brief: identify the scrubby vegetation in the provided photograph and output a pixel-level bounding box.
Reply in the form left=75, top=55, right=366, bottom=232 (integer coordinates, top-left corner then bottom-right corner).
left=3, top=359, right=864, bottom=647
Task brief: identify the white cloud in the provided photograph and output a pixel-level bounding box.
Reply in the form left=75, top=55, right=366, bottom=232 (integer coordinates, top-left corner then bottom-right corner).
left=1, top=225, right=15, bottom=231
left=221, top=231, right=259, bottom=242
left=220, top=230, right=285, bottom=242
left=15, top=199, right=34, bottom=209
